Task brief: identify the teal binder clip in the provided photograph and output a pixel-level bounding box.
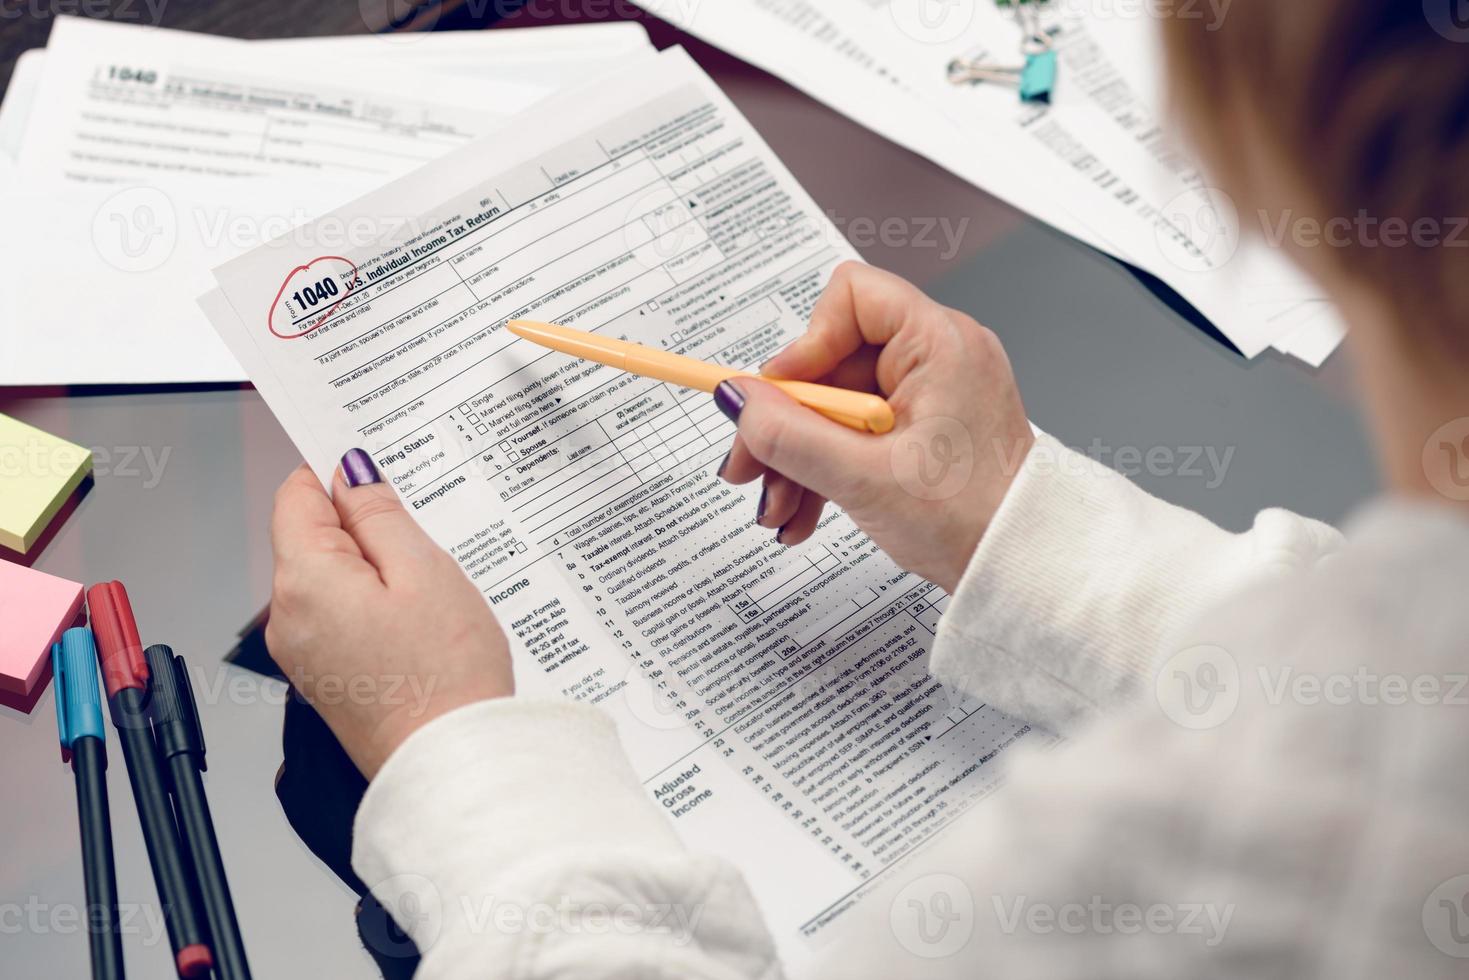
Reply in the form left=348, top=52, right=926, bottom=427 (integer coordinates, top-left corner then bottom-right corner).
left=947, top=47, right=1057, bottom=103
left=1019, top=49, right=1057, bottom=103
left=948, top=0, right=1058, bottom=104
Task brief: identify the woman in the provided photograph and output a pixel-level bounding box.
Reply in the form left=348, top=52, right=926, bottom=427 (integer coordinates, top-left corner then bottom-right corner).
left=266, top=2, right=1469, bottom=976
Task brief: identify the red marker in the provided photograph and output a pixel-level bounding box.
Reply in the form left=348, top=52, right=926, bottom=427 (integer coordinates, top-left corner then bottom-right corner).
left=89, top=582, right=213, bottom=979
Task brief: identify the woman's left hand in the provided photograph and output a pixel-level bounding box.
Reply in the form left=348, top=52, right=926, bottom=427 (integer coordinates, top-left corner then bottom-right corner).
left=266, top=454, right=514, bottom=778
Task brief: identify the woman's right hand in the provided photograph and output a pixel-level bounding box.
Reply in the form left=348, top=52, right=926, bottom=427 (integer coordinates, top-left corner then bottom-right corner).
left=716, top=262, right=1034, bottom=594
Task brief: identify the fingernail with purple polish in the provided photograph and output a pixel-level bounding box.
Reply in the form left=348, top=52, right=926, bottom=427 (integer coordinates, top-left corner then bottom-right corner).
left=714, top=381, right=745, bottom=422
left=757, top=487, right=768, bottom=524
left=341, top=448, right=382, bottom=487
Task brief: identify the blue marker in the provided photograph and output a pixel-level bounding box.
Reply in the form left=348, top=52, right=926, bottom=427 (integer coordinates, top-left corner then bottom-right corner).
left=54, top=627, right=125, bottom=980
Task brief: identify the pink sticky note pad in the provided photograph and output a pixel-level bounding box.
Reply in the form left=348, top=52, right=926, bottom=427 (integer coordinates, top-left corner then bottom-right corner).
left=0, top=559, right=84, bottom=697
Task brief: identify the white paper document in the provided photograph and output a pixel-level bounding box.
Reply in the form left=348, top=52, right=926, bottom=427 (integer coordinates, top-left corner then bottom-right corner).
left=0, top=18, right=658, bottom=384
left=643, top=0, right=1346, bottom=363
left=201, top=48, right=1044, bottom=969
left=18, top=17, right=553, bottom=185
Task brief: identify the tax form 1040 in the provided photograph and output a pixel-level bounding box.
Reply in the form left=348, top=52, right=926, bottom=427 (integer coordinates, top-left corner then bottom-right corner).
left=201, top=47, right=1047, bottom=970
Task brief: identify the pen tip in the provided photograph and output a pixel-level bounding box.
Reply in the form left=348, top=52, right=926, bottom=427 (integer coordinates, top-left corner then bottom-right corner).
left=177, top=944, right=213, bottom=977
left=505, top=320, right=530, bottom=338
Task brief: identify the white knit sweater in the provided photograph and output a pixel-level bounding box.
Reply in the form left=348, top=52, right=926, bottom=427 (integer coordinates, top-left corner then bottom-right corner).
left=351, top=433, right=1469, bottom=978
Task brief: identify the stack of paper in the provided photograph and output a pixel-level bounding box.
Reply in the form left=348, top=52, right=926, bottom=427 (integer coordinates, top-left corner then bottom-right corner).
left=637, top=0, right=1346, bottom=366
left=0, top=16, right=656, bottom=384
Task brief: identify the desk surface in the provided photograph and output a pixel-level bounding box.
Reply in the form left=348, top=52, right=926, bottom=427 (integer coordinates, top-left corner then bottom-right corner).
left=0, top=5, right=1377, bottom=977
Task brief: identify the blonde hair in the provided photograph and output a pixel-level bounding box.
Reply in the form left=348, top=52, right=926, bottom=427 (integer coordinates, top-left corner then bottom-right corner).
left=1159, top=3, right=1469, bottom=355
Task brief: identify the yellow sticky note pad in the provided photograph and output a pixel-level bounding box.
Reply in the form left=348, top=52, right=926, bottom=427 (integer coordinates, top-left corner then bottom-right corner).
left=0, top=414, right=93, bottom=554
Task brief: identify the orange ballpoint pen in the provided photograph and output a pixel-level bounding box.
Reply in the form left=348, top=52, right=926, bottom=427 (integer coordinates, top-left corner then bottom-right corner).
left=506, top=320, right=895, bottom=434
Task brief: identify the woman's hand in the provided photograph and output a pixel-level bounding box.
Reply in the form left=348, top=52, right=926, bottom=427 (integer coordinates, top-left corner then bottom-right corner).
left=266, top=453, right=513, bottom=779
left=717, top=262, right=1034, bottom=593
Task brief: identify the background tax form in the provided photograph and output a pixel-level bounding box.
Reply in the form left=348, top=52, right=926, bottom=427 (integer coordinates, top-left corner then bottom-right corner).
left=639, top=0, right=1345, bottom=364
left=17, top=17, right=551, bottom=184
left=0, top=18, right=655, bottom=385
left=202, top=48, right=1046, bottom=969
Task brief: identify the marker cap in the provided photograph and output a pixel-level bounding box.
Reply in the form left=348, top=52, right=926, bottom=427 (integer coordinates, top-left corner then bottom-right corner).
left=87, top=581, right=149, bottom=696
left=52, top=627, right=106, bottom=756
left=144, top=645, right=207, bottom=770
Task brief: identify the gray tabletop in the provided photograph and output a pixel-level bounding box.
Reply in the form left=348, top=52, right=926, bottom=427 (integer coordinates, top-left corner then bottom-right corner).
left=0, top=10, right=1378, bottom=980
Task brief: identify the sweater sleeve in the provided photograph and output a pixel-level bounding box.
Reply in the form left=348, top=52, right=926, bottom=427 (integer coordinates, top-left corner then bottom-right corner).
left=930, top=432, right=1342, bottom=735
left=351, top=700, right=783, bottom=980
